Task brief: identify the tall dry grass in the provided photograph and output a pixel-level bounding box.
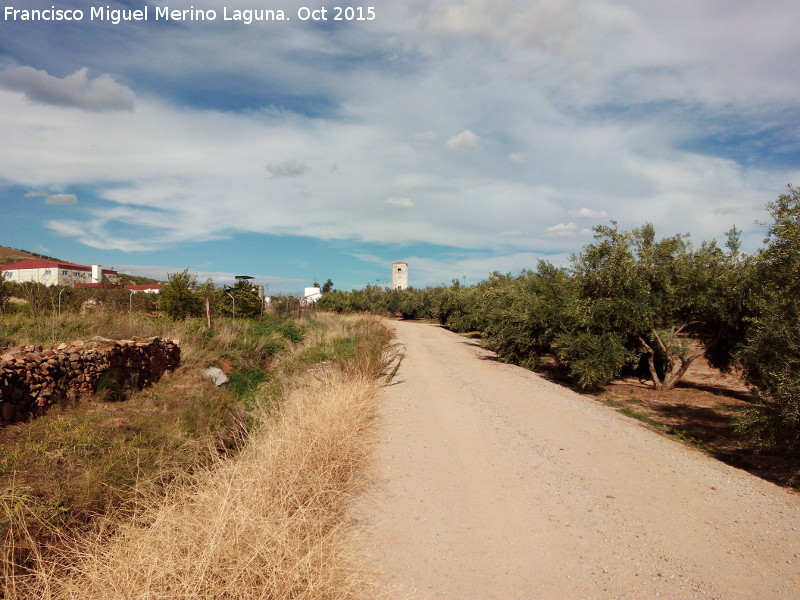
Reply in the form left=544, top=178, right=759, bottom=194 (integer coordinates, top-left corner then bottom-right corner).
left=6, top=315, right=394, bottom=599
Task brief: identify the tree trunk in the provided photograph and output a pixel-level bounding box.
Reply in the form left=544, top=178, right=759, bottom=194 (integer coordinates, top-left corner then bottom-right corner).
left=638, top=334, right=665, bottom=391
left=639, top=329, right=704, bottom=392
left=661, top=350, right=704, bottom=391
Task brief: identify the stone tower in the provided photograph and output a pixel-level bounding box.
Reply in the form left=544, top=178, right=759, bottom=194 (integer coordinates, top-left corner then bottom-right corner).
left=392, top=261, right=408, bottom=290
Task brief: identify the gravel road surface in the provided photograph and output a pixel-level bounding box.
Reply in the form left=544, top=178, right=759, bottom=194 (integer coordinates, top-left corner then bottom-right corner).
left=352, top=320, right=800, bottom=599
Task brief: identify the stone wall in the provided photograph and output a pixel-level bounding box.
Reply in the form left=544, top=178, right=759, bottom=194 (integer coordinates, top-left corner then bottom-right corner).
left=0, top=337, right=180, bottom=425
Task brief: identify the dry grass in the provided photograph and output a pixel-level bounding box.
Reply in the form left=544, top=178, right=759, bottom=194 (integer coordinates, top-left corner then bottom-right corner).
left=4, top=314, right=394, bottom=599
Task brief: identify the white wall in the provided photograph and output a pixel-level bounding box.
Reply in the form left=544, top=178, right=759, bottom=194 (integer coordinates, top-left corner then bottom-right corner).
left=303, top=287, right=322, bottom=303
left=3, top=267, right=89, bottom=286
left=392, top=263, right=409, bottom=290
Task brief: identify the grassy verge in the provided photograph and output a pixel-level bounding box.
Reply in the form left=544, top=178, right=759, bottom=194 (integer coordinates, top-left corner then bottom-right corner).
left=0, top=311, right=305, bottom=592
left=2, top=313, right=399, bottom=599
left=598, top=394, right=666, bottom=430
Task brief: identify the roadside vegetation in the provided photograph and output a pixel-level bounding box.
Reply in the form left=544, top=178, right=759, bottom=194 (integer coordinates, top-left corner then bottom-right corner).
left=318, top=186, right=800, bottom=483
left=1, top=268, right=400, bottom=598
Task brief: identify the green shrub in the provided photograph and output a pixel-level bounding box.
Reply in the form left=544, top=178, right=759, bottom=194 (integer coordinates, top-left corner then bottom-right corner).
left=555, top=330, right=632, bottom=390
left=159, top=269, right=203, bottom=320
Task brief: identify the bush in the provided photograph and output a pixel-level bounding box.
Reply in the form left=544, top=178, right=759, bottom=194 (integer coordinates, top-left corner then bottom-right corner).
left=555, top=330, right=633, bottom=390
left=481, top=263, right=572, bottom=367
left=159, top=269, right=202, bottom=320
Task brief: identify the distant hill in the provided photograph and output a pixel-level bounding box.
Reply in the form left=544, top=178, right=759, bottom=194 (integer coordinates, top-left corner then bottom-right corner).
left=0, top=245, right=61, bottom=264
left=117, top=273, right=163, bottom=286
left=0, top=245, right=162, bottom=285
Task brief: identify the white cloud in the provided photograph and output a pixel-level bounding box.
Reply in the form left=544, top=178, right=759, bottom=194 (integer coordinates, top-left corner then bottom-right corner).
left=430, top=0, right=581, bottom=51
left=44, top=193, right=78, bottom=205
left=0, top=67, right=134, bottom=112
left=446, top=129, right=481, bottom=151
left=1, top=0, right=798, bottom=269
left=546, top=222, right=578, bottom=237
left=24, top=191, right=47, bottom=198
left=385, top=197, right=414, bottom=208
left=413, top=130, right=438, bottom=142
left=568, top=207, right=608, bottom=219
left=711, top=206, right=740, bottom=216
left=266, top=159, right=307, bottom=178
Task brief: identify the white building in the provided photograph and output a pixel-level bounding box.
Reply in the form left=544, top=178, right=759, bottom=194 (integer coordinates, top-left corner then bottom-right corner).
left=123, top=284, right=161, bottom=294
left=302, top=286, right=322, bottom=304
left=392, top=261, right=409, bottom=290
left=1, top=259, right=118, bottom=286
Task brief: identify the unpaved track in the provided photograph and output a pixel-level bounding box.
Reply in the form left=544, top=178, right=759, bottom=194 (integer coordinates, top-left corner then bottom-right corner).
left=351, top=321, right=800, bottom=599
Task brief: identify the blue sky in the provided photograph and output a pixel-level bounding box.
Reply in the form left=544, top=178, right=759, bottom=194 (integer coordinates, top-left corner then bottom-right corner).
left=1, top=0, right=799, bottom=294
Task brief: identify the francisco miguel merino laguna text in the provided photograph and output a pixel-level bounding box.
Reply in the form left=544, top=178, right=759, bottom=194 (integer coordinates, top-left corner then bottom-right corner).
left=3, top=5, right=377, bottom=24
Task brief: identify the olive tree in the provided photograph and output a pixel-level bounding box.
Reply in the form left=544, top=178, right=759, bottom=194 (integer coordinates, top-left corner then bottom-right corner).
left=564, top=222, right=745, bottom=391
left=737, top=185, right=800, bottom=456
left=481, top=262, right=573, bottom=369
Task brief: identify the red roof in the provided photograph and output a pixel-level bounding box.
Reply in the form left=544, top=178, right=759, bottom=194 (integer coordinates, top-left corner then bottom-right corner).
left=0, top=259, right=117, bottom=274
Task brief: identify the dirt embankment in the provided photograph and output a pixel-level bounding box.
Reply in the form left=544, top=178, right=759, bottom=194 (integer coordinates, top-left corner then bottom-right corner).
left=351, top=321, right=800, bottom=599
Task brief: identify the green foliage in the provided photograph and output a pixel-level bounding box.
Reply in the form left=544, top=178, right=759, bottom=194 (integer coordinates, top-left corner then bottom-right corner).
left=563, top=221, right=746, bottom=390
left=227, top=368, right=270, bottom=404
left=159, top=269, right=203, bottom=320
left=223, top=279, right=264, bottom=319
left=737, top=185, right=800, bottom=457
left=425, top=280, right=481, bottom=332
left=480, top=263, right=572, bottom=368
left=251, top=315, right=302, bottom=343
left=0, top=270, right=8, bottom=312
left=317, top=284, right=388, bottom=314
left=321, top=278, right=334, bottom=294
left=556, top=330, right=632, bottom=390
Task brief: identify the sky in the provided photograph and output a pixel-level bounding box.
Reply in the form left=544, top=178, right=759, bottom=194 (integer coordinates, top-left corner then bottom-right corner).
left=1, top=0, right=799, bottom=295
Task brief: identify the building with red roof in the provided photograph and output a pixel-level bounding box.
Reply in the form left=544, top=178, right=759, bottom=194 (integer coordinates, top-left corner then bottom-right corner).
left=1, top=259, right=118, bottom=287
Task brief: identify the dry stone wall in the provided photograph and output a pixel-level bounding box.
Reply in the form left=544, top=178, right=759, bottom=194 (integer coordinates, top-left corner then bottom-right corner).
left=0, top=337, right=180, bottom=425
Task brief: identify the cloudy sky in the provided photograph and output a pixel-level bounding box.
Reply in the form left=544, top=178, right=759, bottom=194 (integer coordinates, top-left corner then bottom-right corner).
left=1, top=0, right=798, bottom=293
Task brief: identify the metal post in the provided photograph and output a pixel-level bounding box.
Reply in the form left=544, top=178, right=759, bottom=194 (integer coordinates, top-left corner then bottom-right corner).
left=226, top=292, right=235, bottom=321
left=129, top=290, right=135, bottom=313
left=58, top=288, right=66, bottom=317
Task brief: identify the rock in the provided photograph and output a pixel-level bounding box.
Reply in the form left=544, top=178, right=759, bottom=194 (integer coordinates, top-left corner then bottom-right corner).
left=202, top=367, right=229, bottom=388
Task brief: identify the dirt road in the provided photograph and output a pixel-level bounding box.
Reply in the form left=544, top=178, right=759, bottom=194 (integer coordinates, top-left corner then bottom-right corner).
left=351, top=321, right=800, bottom=599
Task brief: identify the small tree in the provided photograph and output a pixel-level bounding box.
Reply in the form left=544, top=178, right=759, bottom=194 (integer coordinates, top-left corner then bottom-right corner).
left=225, top=279, right=263, bottom=319
left=321, top=278, right=334, bottom=294
left=159, top=269, right=202, bottom=320
left=481, top=263, right=574, bottom=369
left=564, top=222, right=746, bottom=391
left=16, top=281, right=59, bottom=317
